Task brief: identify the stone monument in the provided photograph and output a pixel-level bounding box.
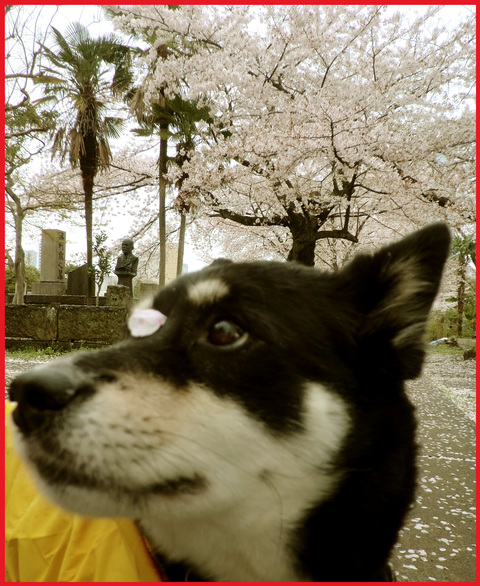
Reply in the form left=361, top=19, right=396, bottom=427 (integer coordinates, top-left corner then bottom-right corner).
left=67, top=264, right=89, bottom=296
left=31, top=229, right=67, bottom=295
left=114, top=238, right=138, bottom=295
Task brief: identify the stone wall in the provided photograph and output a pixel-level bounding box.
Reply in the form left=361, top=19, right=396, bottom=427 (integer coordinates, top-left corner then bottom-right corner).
left=5, top=304, right=128, bottom=350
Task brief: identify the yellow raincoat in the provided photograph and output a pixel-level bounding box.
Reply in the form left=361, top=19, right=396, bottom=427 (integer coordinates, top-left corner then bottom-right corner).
left=5, top=401, right=163, bottom=582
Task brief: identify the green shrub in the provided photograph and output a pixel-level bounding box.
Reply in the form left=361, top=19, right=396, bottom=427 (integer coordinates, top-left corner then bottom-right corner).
left=426, top=309, right=475, bottom=341
left=5, top=265, right=40, bottom=294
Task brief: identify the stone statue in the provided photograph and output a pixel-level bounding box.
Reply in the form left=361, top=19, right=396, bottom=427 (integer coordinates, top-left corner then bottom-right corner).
left=114, top=238, right=139, bottom=293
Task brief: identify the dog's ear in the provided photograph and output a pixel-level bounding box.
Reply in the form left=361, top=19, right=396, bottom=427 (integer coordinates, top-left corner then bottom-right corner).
left=209, top=258, right=233, bottom=267
left=339, top=223, right=451, bottom=379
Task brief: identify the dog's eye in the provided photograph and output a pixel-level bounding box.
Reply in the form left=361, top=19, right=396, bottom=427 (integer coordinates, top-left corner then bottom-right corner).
left=208, top=320, right=247, bottom=347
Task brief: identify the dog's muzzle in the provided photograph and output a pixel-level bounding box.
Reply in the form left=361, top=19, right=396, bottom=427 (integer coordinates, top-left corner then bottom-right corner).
left=9, top=367, right=95, bottom=434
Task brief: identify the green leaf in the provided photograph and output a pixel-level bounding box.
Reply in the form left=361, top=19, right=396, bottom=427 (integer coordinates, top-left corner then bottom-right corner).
left=33, top=74, right=66, bottom=85
left=131, top=128, right=155, bottom=137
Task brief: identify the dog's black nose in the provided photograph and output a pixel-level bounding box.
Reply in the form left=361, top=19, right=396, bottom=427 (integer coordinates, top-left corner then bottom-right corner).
left=9, top=368, right=91, bottom=434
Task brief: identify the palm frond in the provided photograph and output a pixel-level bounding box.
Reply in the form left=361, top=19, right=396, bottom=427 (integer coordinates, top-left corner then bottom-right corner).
left=68, top=128, right=85, bottom=166
left=51, top=127, right=67, bottom=161
left=37, top=21, right=134, bottom=182
left=102, top=117, right=125, bottom=140
left=130, top=86, right=148, bottom=121
left=33, top=74, right=67, bottom=85
left=63, top=22, right=91, bottom=47
left=49, top=26, right=77, bottom=62
left=97, top=137, right=113, bottom=171
left=131, top=127, right=155, bottom=137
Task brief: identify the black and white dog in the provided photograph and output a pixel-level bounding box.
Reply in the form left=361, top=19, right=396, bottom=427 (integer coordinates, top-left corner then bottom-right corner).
left=9, top=223, right=450, bottom=582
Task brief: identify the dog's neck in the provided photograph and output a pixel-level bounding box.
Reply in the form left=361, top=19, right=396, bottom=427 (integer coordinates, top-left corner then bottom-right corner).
left=139, top=503, right=307, bottom=582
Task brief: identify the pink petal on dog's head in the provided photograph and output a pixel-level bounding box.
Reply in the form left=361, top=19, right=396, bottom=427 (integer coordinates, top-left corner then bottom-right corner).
left=128, top=308, right=167, bottom=338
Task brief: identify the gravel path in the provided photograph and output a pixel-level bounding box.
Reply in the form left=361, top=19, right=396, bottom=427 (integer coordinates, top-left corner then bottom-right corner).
left=6, top=352, right=475, bottom=413
left=392, top=354, right=476, bottom=582
left=5, top=356, right=56, bottom=391
left=5, top=352, right=476, bottom=581
left=5, top=351, right=475, bottom=421
left=426, top=353, right=476, bottom=422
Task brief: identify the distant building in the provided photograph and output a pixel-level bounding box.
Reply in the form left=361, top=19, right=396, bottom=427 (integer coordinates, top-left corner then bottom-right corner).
left=24, top=250, right=38, bottom=269
left=137, top=242, right=185, bottom=285
left=165, top=242, right=178, bottom=283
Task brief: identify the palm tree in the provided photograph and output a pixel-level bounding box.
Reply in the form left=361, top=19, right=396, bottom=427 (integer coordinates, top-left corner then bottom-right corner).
left=107, top=4, right=212, bottom=284
left=169, top=97, right=211, bottom=276
left=132, top=91, right=211, bottom=283
left=38, top=22, right=133, bottom=301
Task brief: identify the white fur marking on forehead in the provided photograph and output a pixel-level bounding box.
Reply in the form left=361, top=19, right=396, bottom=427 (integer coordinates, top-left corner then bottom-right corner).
left=188, top=278, right=229, bottom=305
left=128, top=308, right=167, bottom=337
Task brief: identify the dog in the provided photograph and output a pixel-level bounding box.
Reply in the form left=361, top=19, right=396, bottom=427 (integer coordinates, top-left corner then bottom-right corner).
left=9, top=223, right=450, bottom=582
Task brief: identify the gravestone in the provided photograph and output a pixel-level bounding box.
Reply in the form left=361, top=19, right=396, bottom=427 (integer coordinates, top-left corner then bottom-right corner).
left=31, top=229, right=67, bottom=295
left=105, top=285, right=131, bottom=307
left=136, top=282, right=159, bottom=300
left=67, top=264, right=89, bottom=296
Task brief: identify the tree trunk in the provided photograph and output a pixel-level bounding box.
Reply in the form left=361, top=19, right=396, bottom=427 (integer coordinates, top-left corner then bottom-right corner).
left=286, top=211, right=318, bottom=266
left=287, top=237, right=317, bottom=266
left=80, top=131, right=97, bottom=304
left=158, top=122, right=168, bottom=286
left=96, top=276, right=103, bottom=307
left=457, top=255, right=467, bottom=337
left=214, top=204, right=356, bottom=267
left=177, top=212, right=186, bottom=276
left=13, top=209, right=26, bottom=305
left=85, top=186, right=94, bottom=303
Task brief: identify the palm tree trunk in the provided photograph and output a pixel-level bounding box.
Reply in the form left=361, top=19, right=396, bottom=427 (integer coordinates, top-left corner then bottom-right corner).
left=159, top=122, right=168, bottom=286
left=80, top=132, right=97, bottom=304
left=177, top=212, right=186, bottom=276
left=85, top=190, right=94, bottom=303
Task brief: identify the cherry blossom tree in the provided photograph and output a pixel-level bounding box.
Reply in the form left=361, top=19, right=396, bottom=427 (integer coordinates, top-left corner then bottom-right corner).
left=5, top=5, right=64, bottom=303
left=111, top=5, right=475, bottom=266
